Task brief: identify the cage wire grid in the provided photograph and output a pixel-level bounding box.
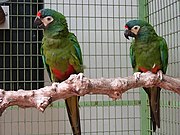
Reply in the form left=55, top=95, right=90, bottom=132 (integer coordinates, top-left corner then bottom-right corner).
left=0, top=0, right=179, bottom=135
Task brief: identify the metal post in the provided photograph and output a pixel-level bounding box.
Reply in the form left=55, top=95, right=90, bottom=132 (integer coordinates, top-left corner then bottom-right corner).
left=138, top=0, right=151, bottom=135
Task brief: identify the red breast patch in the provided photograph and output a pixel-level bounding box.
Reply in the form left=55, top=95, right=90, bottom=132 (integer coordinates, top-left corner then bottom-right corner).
left=138, top=67, right=148, bottom=73
left=151, top=65, right=160, bottom=73
left=51, top=65, right=75, bottom=81
left=138, top=65, right=160, bottom=73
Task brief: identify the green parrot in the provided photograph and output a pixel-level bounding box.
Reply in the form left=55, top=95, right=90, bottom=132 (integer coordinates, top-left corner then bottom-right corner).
left=124, top=20, right=168, bottom=132
left=34, top=9, right=83, bottom=135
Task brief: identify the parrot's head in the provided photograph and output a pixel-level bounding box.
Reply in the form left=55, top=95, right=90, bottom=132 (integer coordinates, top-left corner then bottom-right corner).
left=34, top=9, right=68, bottom=33
left=124, top=20, right=154, bottom=40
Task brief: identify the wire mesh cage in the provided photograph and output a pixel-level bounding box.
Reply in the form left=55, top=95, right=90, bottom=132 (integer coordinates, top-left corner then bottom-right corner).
left=0, top=0, right=179, bottom=135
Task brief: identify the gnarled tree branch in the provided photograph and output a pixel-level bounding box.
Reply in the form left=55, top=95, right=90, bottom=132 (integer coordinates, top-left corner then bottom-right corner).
left=0, top=72, right=179, bottom=116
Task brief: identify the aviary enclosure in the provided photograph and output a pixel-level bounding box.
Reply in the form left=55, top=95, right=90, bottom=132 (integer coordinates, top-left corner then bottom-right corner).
left=0, top=0, right=179, bottom=135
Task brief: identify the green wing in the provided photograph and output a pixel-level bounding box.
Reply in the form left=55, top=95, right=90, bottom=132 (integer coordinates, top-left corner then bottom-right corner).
left=69, top=33, right=84, bottom=73
left=130, top=41, right=136, bottom=70
left=40, top=46, right=52, bottom=82
left=159, top=37, right=168, bottom=73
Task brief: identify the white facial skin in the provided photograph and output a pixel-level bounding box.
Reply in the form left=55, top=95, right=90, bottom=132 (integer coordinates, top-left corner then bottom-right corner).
left=41, top=16, right=54, bottom=26
left=130, top=25, right=140, bottom=35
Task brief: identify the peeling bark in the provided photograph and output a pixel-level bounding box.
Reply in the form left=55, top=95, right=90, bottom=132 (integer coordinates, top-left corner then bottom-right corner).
left=0, top=72, right=179, bottom=116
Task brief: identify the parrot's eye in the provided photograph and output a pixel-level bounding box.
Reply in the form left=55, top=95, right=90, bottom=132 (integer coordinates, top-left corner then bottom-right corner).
left=41, top=16, right=54, bottom=27
left=130, top=25, right=140, bottom=35
left=45, top=16, right=53, bottom=22
left=134, top=26, right=138, bottom=29
left=47, top=17, right=52, bottom=21
left=44, top=16, right=53, bottom=23
left=132, top=25, right=140, bottom=30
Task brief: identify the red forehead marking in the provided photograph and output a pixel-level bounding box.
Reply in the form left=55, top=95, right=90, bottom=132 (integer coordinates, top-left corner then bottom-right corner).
left=125, top=25, right=128, bottom=29
left=37, top=11, right=41, bottom=17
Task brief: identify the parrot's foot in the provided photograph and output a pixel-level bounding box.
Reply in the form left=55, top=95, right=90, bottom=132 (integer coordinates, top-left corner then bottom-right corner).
left=133, top=72, right=141, bottom=81
left=157, top=70, right=163, bottom=80
left=68, top=73, right=84, bottom=82
left=77, top=73, right=84, bottom=82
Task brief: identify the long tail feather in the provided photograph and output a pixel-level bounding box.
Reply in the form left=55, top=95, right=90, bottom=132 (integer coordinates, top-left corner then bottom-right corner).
left=144, top=87, right=161, bottom=132
left=65, top=96, right=81, bottom=135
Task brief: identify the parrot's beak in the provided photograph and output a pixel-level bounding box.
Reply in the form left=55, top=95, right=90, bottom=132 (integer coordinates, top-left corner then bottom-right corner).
left=34, top=17, right=45, bottom=29
left=124, top=29, right=135, bottom=40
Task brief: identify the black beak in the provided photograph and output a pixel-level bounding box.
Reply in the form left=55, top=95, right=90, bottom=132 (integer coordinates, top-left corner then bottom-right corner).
left=124, top=29, right=135, bottom=40
left=34, top=17, right=45, bottom=28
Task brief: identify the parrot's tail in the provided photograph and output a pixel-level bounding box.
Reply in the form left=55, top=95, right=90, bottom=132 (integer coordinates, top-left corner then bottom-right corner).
left=65, top=96, right=81, bottom=135
left=144, top=87, right=161, bottom=132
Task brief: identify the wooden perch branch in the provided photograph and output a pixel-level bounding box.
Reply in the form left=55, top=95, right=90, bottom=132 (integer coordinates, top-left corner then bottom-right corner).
left=0, top=72, right=179, bottom=116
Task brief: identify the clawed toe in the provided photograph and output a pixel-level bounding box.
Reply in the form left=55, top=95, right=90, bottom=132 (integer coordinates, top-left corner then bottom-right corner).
left=157, top=70, right=163, bottom=80
left=134, top=72, right=141, bottom=81
left=77, top=73, right=84, bottom=82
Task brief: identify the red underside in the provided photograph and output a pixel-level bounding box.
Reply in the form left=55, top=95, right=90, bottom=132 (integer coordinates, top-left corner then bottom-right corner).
left=51, top=64, right=75, bottom=81
left=139, top=65, right=160, bottom=73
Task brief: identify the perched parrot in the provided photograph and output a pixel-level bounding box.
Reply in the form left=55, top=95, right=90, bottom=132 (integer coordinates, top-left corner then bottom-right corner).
left=124, top=20, right=168, bottom=132
left=34, top=9, right=83, bottom=135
